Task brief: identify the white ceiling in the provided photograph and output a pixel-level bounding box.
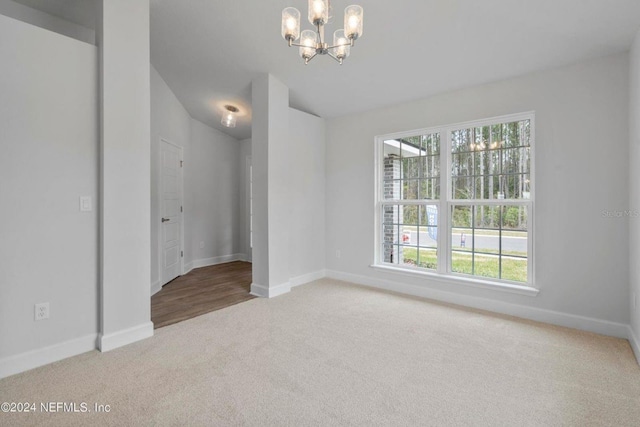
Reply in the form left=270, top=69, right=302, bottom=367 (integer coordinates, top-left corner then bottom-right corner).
left=14, top=0, right=95, bottom=29
left=150, top=0, right=640, bottom=140
left=14, top=1, right=640, bottom=140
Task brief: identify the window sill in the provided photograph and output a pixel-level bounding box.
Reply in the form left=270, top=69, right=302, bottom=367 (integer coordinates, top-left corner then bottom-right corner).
left=369, top=264, right=539, bottom=297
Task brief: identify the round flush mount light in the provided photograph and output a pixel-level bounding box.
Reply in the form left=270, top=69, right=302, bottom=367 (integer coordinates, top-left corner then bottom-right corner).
left=222, top=105, right=239, bottom=128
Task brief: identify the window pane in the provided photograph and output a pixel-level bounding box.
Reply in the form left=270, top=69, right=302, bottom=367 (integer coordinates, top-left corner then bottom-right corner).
left=381, top=203, right=438, bottom=271
left=421, top=133, right=440, bottom=155
left=451, top=228, right=472, bottom=253
left=501, top=230, right=527, bottom=257
left=383, top=243, right=397, bottom=264
left=401, top=225, right=418, bottom=246
left=504, top=120, right=530, bottom=148
left=502, top=206, right=528, bottom=231
left=382, top=223, right=399, bottom=244
left=451, top=129, right=473, bottom=153
left=383, top=179, right=401, bottom=200
left=402, top=205, right=418, bottom=225
left=500, top=210, right=528, bottom=283
left=417, top=248, right=437, bottom=270
left=451, top=205, right=472, bottom=228
left=452, top=176, right=474, bottom=199
left=451, top=152, right=473, bottom=176
left=451, top=206, right=472, bottom=253
left=382, top=205, right=400, bottom=226
left=419, top=178, right=440, bottom=200
left=403, top=180, right=419, bottom=199
left=474, top=205, right=501, bottom=230
left=403, top=157, right=420, bottom=179
left=420, top=155, right=440, bottom=178
left=452, top=251, right=473, bottom=275
left=400, top=247, right=417, bottom=267
left=474, top=253, right=500, bottom=279
left=450, top=204, right=529, bottom=283
left=501, top=258, right=527, bottom=282
left=418, top=205, right=438, bottom=248
left=452, top=120, right=530, bottom=201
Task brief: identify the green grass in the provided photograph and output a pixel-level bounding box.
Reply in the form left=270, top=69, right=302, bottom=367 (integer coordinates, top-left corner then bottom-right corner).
left=450, top=246, right=527, bottom=257
left=451, top=228, right=526, bottom=238
left=400, top=226, right=526, bottom=238
left=401, top=248, right=527, bottom=283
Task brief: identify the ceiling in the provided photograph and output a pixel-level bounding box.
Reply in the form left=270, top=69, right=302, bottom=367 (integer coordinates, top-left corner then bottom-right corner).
left=150, top=0, right=640, bottom=140
left=14, top=1, right=640, bottom=140
left=14, top=0, right=95, bottom=29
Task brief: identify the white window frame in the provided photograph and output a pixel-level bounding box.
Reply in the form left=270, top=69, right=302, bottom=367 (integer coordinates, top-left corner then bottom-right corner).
left=373, top=112, right=536, bottom=295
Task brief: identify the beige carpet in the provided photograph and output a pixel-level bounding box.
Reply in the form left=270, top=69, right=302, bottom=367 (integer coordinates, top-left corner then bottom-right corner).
left=1, top=279, right=639, bottom=426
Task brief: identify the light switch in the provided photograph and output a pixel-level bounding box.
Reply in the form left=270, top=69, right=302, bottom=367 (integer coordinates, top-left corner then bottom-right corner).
left=80, top=196, right=92, bottom=212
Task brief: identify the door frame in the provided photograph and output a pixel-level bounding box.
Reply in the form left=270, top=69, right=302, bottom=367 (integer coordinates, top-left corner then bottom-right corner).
left=158, top=138, right=185, bottom=287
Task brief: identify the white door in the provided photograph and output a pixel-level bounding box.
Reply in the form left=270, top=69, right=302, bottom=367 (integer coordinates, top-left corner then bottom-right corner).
left=160, top=140, right=183, bottom=285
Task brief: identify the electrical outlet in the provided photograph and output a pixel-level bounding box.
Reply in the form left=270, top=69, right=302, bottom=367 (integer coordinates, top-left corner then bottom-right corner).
left=35, top=302, right=49, bottom=321
left=200, top=241, right=204, bottom=249
left=336, top=249, right=341, bottom=258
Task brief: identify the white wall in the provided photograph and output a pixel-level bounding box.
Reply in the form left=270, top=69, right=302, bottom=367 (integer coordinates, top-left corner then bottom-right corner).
left=0, top=14, right=98, bottom=374
left=288, top=108, right=326, bottom=283
left=150, top=65, right=191, bottom=289
left=326, top=53, right=630, bottom=329
left=0, top=0, right=94, bottom=44
left=239, top=138, right=252, bottom=262
left=630, top=30, right=640, bottom=354
left=187, top=119, right=242, bottom=268
left=238, top=108, right=326, bottom=283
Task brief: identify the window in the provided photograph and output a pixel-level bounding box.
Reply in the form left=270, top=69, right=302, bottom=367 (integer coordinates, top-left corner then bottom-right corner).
left=376, top=113, right=534, bottom=287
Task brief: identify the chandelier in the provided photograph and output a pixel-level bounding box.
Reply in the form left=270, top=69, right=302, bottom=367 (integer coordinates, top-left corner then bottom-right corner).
left=281, top=1, right=364, bottom=65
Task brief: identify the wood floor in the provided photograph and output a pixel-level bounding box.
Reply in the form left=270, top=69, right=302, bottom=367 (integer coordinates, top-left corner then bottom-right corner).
left=151, top=261, right=254, bottom=329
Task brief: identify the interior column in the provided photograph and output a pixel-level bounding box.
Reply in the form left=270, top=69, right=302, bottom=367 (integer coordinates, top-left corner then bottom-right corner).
left=251, top=74, right=291, bottom=297
left=97, top=0, right=153, bottom=350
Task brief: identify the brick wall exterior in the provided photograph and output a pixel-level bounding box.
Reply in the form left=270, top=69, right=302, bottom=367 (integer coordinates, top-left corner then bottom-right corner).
left=383, top=154, right=402, bottom=263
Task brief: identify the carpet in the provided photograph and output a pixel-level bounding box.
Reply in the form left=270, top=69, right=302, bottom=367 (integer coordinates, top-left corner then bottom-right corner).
left=1, top=279, right=639, bottom=426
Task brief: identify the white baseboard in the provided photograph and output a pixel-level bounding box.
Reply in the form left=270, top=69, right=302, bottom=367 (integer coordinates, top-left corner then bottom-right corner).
left=189, top=253, right=247, bottom=271
left=251, top=281, right=291, bottom=298
left=628, top=326, right=640, bottom=366
left=98, top=322, right=154, bottom=352
left=325, top=270, right=629, bottom=339
left=151, top=280, right=162, bottom=296
left=0, top=333, right=97, bottom=379
left=290, top=269, right=326, bottom=288
left=184, top=261, right=193, bottom=274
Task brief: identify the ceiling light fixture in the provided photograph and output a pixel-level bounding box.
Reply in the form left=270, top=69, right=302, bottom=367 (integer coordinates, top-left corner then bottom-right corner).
left=221, top=105, right=239, bottom=128
left=281, top=0, right=363, bottom=65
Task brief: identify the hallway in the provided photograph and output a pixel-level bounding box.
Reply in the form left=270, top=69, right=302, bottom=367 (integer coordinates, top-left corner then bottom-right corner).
left=151, top=261, right=253, bottom=328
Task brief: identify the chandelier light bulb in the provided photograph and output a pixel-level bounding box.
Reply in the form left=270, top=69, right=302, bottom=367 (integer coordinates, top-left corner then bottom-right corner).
left=333, top=29, right=350, bottom=60
left=344, top=5, right=363, bottom=40
left=287, top=18, right=296, bottom=30
left=281, top=7, right=301, bottom=41
left=308, top=0, right=329, bottom=25
left=299, top=29, right=317, bottom=62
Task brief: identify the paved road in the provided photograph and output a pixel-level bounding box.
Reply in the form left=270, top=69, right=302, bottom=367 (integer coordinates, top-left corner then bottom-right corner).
left=404, top=230, right=527, bottom=253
